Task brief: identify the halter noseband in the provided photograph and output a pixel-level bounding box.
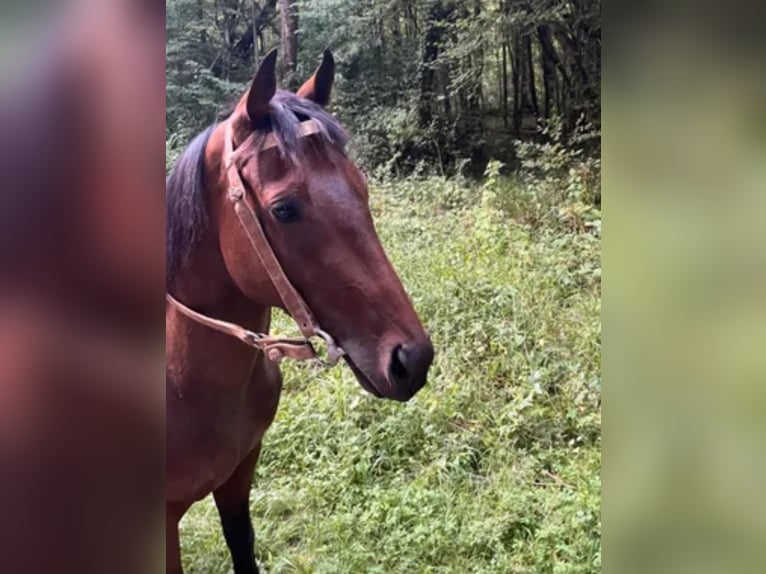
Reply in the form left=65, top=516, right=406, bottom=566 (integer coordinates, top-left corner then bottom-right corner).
left=166, top=118, right=345, bottom=367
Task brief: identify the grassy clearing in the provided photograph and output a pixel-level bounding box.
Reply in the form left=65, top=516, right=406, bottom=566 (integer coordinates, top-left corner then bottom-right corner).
left=180, top=174, right=601, bottom=574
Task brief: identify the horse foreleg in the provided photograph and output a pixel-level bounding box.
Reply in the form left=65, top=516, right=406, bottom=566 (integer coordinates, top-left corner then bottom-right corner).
left=214, top=444, right=262, bottom=574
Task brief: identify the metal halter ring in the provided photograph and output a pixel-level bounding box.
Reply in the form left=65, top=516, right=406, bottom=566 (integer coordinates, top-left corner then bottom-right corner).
left=310, top=329, right=346, bottom=367
left=241, top=330, right=264, bottom=347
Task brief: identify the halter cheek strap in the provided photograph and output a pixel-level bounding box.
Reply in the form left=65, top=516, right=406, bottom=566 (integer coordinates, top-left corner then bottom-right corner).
left=166, top=118, right=345, bottom=366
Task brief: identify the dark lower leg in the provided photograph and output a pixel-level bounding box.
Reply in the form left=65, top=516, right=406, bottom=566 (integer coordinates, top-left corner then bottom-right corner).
left=214, top=445, right=262, bottom=574
left=219, top=503, right=258, bottom=574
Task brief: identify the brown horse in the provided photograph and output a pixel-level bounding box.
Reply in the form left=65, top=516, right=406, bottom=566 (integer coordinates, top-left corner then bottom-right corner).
left=166, top=50, right=434, bottom=573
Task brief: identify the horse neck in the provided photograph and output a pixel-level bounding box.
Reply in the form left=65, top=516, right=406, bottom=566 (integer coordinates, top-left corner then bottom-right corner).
left=168, top=192, right=274, bottom=384
left=170, top=180, right=272, bottom=336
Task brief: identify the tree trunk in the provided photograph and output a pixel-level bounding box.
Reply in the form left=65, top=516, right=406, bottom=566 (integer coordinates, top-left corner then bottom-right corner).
left=537, top=26, right=555, bottom=118
left=470, top=0, right=484, bottom=114
left=501, top=40, right=509, bottom=129
left=525, top=34, right=539, bottom=119
left=537, top=25, right=571, bottom=91
left=419, top=1, right=452, bottom=127
left=511, top=32, right=522, bottom=137
left=392, top=3, right=402, bottom=53
left=537, top=24, right=572, bottom=130
left=277, top=0, right=298, bottom=88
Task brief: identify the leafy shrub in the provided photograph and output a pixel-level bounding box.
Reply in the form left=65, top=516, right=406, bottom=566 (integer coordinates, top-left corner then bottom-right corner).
left=466, top=118, right=602, bottom=235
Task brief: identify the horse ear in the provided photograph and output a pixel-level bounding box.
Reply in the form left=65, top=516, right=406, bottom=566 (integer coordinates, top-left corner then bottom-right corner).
left=297, top=50, right=335, bottom=107
left=246, top=48, right=278, bottom=124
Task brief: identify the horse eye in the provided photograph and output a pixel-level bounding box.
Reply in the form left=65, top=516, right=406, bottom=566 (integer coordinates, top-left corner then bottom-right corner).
left=271, top=200, right=301, bottom=223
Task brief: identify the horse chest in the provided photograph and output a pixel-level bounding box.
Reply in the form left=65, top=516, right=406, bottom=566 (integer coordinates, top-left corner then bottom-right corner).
left=166, top=364, right=281, bottom=503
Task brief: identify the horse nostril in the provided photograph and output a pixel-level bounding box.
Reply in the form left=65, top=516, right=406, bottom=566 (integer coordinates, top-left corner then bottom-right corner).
left=387, top=340, right=434, bottom=398
left=390, top=344, right=409, bottom=381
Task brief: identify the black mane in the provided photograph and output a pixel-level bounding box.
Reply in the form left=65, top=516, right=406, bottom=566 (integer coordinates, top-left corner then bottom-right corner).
left=166, top=91, right=349, bottom=290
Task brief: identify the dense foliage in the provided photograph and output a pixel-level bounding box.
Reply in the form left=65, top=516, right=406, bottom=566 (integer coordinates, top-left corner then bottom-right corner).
left=167, top=0, right=600, bottom=176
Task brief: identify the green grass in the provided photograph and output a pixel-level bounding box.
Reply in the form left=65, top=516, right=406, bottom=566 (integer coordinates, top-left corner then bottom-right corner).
left=179, top=175, right=601, bottom=574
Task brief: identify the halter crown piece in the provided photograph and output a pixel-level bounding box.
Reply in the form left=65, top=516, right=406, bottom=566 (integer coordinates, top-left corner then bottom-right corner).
left=166, top=118, right=345, bottom=367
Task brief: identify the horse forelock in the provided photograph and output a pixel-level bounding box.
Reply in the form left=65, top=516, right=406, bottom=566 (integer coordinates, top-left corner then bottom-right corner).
left=238, top=90, right=349, bottom=165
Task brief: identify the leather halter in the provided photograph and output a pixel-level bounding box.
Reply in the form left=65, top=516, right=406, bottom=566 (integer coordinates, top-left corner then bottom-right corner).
left=166, top=118, right=345, bottom=366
